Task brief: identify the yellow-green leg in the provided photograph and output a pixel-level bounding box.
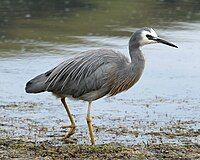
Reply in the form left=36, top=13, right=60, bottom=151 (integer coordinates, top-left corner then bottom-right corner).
left=61, top=98, right=76, bottom=139
left=86, top=102, right=95, bottom=145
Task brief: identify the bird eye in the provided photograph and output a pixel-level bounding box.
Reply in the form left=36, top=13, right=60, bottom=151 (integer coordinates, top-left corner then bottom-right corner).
left=146, top=34, right=153, bottom=40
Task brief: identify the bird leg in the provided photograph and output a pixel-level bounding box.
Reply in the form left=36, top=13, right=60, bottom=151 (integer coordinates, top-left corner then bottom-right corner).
left=86, top=102, right=95, bottom=145
left=61, top=98, right=76, bottom=139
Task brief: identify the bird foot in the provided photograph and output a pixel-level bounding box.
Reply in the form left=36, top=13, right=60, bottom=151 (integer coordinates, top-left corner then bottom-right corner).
left=61, top=125, right=75, bottom=129
left=63, top=125, right=76, bottom=139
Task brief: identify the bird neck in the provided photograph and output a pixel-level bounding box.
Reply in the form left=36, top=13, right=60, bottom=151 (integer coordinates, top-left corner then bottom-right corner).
left=129, top=46, right=144, bottom=63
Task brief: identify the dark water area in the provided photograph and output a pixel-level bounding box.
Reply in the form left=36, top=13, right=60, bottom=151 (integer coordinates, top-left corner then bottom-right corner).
left=0, top=0, right=200, bottom=146
left=0, top=0, right=200, bottom=54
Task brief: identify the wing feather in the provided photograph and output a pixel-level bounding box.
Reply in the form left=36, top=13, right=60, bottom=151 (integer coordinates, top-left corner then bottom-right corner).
left=45, top=49, right=129, bottom=98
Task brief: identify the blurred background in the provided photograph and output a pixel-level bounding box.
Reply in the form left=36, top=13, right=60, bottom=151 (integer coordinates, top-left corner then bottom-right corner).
left=0, top=0, right=200, bottom=144
left=0, top=0, right=200, bottom=56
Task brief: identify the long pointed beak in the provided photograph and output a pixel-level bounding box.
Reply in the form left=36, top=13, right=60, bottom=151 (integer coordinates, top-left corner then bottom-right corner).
left=153, top=37, right=178, bottom=48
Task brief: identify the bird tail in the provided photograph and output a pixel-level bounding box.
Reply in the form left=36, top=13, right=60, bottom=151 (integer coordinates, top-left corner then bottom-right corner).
left=25, top=73, right=48, bottom=93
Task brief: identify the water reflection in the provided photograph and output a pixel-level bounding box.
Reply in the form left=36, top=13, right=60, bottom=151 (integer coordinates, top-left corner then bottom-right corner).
left=0, top=0, right=200, bottom=41
left=0, top=0, right=199, bottom=56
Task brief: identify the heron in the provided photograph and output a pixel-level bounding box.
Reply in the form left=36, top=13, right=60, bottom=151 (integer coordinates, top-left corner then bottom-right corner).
left=25, top=27, right=178, bottom=145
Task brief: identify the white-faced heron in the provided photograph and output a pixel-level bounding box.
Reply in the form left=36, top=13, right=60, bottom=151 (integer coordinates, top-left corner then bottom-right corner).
left=25, top=27, right=178, bottom=145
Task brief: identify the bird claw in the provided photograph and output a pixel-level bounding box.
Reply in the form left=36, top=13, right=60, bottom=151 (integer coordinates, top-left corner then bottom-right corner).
left=62, top=125, right=76, bottom=139
left=61, top=125, right=74, bottom=129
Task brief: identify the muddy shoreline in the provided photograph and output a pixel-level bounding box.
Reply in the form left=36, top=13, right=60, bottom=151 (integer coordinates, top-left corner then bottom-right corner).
left=0, top=137, right=199, bottom=159
left=0, top=100, right=199, bottom=159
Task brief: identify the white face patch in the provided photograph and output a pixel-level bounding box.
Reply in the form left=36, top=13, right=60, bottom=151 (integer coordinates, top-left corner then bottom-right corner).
left=139, top=28, right=158, bottom=46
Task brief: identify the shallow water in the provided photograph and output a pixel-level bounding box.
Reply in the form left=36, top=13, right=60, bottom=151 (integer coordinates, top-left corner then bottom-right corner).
left=0, top=0, right=200, bottom=145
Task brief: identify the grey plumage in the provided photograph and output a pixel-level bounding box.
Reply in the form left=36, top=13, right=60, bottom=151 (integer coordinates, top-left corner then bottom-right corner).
left=25, top=27, right=178, bottom=102
left=26, top=48, right=144, bottom=101
left=25, top=27, right=178, bottom=144
left=26, top=28, right=176, bottom=101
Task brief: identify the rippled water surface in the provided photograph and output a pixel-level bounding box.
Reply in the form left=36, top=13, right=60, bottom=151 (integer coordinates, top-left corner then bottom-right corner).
left=0, top=0, right=200, bottom=144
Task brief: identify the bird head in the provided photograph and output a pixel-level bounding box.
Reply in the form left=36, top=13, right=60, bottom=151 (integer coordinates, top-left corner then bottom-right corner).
left=130, top=27, right=178, bottom=48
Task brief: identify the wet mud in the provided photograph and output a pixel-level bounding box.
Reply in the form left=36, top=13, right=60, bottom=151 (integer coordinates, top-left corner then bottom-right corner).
left=0, top=97, right=199, bottom=159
